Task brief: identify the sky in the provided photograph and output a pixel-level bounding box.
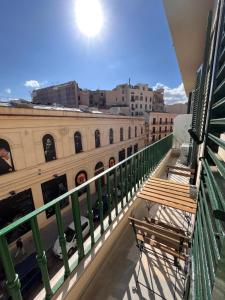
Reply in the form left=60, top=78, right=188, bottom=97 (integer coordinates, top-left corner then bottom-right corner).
left=0, top=0, right=187, bottom=104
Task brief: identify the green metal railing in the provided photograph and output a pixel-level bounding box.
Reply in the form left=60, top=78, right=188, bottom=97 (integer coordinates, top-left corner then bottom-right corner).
left=0, top=134, right=173, bottom=300
left=191, top=0, right=225, bottom=299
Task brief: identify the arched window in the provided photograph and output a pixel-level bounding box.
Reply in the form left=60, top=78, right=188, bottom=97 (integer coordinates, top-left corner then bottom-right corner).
left=120, top=128, right=124, bottom=141
left=75, top=170, right=88, bottom=196
left=74, top=131, right=83, bottom=153
left=109, top=157, right=115, bottom=168
left=0, top=138, right=14, bottom=175
left=135, top=126, right=137, bottom=138
left=43, top=134, right=56, bottom=162
left=95, top=161, right=105, bottom=189
left=95, top=130, right=101, bottom=148
left=128, top=127, right=131, bottom=139
left=109, top=128, right=113, bottom=144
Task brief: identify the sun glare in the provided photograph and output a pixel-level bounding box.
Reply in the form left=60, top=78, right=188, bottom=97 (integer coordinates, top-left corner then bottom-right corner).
left=75, top=0, right=104, bottom=37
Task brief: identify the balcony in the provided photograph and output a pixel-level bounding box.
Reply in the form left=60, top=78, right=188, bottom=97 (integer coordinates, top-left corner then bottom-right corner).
left=0, top=135, right=174, bottom=300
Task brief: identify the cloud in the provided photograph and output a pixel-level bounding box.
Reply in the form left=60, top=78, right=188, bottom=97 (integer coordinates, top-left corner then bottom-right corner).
left=153, top=82, right=187, bottom=104
left=108, top=61, right=121, bottom=70
left=5, top=88, right=11, bottom=94
left=24, top=80, right=40, bottom=89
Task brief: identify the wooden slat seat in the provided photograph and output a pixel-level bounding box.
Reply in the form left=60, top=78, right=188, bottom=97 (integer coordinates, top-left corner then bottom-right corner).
left=166, top=165, right=195, bottom=179
left=136, top=234, right=186, bottom=261
left=149, top=178, right=190, bottom=190
left=140, top=188, right=195, bottom=204
left=137, top=177, right=197, bottom=214
left=145, top=181, right=190, bottom=195
left=129, top=217, right=189, bottom=261
left=137, top=192, right=196, bottom=214
left=129, top=217, right=190, bottom=245
left=144, top=217, right=187, bottom=236
left=143, top=184, right=190, bottom=197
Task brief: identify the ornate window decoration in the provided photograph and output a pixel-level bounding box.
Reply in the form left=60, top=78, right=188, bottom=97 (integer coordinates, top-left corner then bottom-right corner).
left=109, top=128, right=113, bottom=144
left=0, top=138, right=14, bottom=175
left=95, top=130, right=101, bottom=148
left=43, top=134, right=56, bottom=162
left=74, top=131, right=83, bottom=153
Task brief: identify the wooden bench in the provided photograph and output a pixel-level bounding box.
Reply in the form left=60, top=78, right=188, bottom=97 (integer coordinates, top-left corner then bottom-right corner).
left=129, top=217, right=190, bottom=261
left=166, top=165, right=196, bottom=179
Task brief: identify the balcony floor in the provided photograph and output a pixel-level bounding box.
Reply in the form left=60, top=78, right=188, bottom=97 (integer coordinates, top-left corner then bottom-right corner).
left=81, top=153, right=194, bottom=300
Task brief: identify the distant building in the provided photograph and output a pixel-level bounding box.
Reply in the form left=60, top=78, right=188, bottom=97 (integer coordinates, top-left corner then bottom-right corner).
left=165, top=103, right=188, bottom=114
left=145, top=111, right=176, bottom=143
left=106, top=83, right=164, bottom=116
left=32, top=81, right=165, bottom=115
left=32, top=81, right=79, bottom=107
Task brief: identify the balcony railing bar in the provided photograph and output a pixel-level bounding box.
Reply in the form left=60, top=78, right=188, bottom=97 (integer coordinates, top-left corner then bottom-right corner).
left=0, top=134, right=173, bottom=300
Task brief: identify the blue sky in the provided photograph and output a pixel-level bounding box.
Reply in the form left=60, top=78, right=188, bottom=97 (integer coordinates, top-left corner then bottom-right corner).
left=0, top=0, right=187, bottom=103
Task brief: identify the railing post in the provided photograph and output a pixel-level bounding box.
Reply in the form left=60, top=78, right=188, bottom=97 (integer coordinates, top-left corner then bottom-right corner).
left=97, top=178, right=104, bottom=234
left=0, top=236, right=22, bottom=300
left=106, top=173, right=112, bottom=224
left=86, top=185, right=95, bottom=245
left=137, top=153, right=140, bottom=188
left=129, top=158, right=133, bottom=198
left=55, top=203, right=70, bottom=278
left=30, top=216, right=53, bottom=300
left=113, top=168, right=118, bottom=215
left=133, top=156, right=137, bottom=193
left=125, top=161, right=129, bottom=202
left=119, top=165, right=124, bottom=208
left=71, top=191, right=84, bottom=260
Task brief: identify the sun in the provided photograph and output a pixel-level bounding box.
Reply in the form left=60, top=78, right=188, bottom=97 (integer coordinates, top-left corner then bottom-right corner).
left=75, top=0, right=104, bottom=37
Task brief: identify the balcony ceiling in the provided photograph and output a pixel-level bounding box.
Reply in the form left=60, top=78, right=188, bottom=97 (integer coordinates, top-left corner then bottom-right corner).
left=163, top=0, right=216, bottom=95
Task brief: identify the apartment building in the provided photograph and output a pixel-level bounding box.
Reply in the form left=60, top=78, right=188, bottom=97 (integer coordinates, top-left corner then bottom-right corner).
left=106, top=83, right=165, bottom=116
left=0, top=105, right=145, bottom=242
left=146, top=111, right=176, bottom=143
left=32, top=81, right=79, bottom=107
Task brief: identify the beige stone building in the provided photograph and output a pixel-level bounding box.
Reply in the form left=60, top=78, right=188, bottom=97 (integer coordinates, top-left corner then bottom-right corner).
left=106, top=83, right=164, bottom=116
left=146, top=111, right=176, bottom=143
left=0, top=105, right=145, bottom=238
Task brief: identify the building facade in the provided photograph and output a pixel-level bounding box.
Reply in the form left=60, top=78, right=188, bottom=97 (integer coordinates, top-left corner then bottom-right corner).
left=0, top=106, right=145, bottom=241
left=32, top=81, right=79, bottom=108
left=32, top=81, right=165, bottom=115
left=106, top=83, right=165, bottom=116
left=146, top=111, right=176, bottom=143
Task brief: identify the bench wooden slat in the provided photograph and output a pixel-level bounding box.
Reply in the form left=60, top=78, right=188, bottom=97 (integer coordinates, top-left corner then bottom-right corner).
left=145, top=181, right=190, bottom=194
left=129, top=217, right=190, bottom=244
left=139, top=190, right=197, bottom=208
left=136, top=234, right=186, bottom=261
left=149, top=177, right=190, bottom=189
left=143, top=184, right=190, bottom=197
left=167, top=165, right=195, bottom=173
left=141, top=187, right=195, bottom=203
left=137, top=193, right=196, bottom=214
left=167, top=170, right=195, bottom=178
left=133, top=223, right=185, bottom=250
left=144, top=217, right=187, bottom=236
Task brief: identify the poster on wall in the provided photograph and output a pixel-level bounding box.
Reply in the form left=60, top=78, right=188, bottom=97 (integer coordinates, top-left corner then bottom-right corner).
left=75, top=171, right=88, bottom=196
left=41, top=174, right=69, bottom=219
left=0, top=189, right=35, bottom=243
left=0, top=139, right=14, bottom=176
left=43, top=134, right=56, bottom=162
